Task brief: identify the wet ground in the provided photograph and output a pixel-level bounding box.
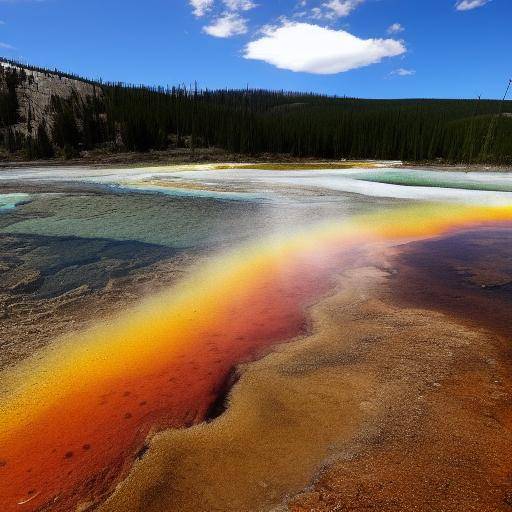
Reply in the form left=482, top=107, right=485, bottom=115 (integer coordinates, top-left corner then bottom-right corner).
left=0, top=164, right=512, bottom=512
left=287, top=227, right=512, bottom=512
left=387, top=227, right=512, bottom=340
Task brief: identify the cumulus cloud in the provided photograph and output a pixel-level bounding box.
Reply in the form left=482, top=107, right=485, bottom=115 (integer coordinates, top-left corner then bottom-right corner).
left=455, top=0, right=490, bottom=11
left=191, top=0, right=256, bottom=37
left=244, top=22, right=406, bottom=74
left=203, top=12, right=248, bottom=37
left=189, top=0, right=214, bottom=17
left=387, top=23, right=404, bottom=34
left=390, top=68, right=415, bottom=76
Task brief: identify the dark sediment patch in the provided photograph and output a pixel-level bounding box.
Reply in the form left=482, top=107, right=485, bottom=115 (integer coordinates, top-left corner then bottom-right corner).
left=385, top=225, right=512, bottom=340
left=205, top=367, right=240, bottom=422
left=0, top=233, right=179, bottom=299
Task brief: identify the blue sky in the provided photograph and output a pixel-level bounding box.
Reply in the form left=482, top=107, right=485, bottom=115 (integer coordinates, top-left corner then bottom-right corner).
left=0, top=0, right=510, bottom=99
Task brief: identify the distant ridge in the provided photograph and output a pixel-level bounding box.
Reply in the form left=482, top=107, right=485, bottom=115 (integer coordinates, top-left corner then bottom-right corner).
left=0, top=58, right=511, bottom=163
left=0, top=57, right=100, bottom=87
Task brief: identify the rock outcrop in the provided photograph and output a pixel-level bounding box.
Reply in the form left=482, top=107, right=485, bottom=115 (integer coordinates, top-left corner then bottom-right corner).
left=0, top=59, right=102, bottom=140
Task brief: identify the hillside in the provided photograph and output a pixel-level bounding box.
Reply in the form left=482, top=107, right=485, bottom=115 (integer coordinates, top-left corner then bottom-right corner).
left=0, top=60, right=102, bottom=158
left=1, top=59, right=511, bottom=163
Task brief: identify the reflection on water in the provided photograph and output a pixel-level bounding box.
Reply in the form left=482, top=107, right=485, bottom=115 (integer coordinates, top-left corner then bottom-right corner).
left=0, top=233, right=179, bottom=299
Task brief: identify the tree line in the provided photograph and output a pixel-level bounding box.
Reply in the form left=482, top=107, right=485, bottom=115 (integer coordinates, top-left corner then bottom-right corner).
left=1, top=59, right=511, bottom=163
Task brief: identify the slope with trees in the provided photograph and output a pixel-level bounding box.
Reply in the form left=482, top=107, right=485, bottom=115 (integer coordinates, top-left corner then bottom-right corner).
left=1, top=59, right=511, bottom=164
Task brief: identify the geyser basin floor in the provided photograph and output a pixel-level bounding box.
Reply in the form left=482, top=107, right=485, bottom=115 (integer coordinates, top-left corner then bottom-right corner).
left=2, top=204, right=512, bottom=512
left=287, top=228, right=512, bottom=512
left=103, top=253, right=512, bottom=512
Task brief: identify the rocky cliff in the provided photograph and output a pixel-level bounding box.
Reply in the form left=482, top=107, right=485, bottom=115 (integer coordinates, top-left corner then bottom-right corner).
left=0, top=60, right=102, bottom=156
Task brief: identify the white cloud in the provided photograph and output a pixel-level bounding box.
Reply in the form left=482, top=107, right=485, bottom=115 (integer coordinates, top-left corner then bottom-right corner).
left=391, top=68, right=415, bottom=76
left=387, top=23, right=404, bottom=34
left=0, top=42, right=15, bottom=49
left=223, top=0, right=256, bottom=11
left=313, top=0, right=364, bottom=19
left=191, top=0, right=256, bottom=37
left=455, top=0, right=490, bottom=11
left=203, top=12, right=248, bottom=37
left=244, top=22, right=406, bottom=74
left=189, top=0, right=214, bottom=17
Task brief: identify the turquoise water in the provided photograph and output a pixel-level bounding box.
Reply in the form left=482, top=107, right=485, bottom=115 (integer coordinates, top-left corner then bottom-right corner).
left=0, top=193, right=30, bottom=211
left=0, top=190, right=371, bottom=250
left=2, top=166, right=512, bottom=252
left=114, top=183, right=269, bottom=202
left=349, top=169, right=512, bottom=192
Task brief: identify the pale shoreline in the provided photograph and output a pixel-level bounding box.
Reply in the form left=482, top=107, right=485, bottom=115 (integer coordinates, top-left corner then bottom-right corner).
left=0, top=153, right=510, bottom=173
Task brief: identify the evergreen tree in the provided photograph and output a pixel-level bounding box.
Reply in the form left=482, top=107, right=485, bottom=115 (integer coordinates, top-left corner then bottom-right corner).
left=1, top=58, right=511, bottom=163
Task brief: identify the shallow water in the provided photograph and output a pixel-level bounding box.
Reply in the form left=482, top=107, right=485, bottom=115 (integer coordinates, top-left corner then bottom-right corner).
left=350, top=168, right=512, bottom=193
left=2, top=165, right=512, bottom=249
left=1, top=165, right=512, bottom=512
left=0, top=193, right=30, bottom=211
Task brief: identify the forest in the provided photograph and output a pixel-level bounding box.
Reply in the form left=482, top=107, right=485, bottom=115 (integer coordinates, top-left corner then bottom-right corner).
left=1, top=59, right=511, bottom=163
